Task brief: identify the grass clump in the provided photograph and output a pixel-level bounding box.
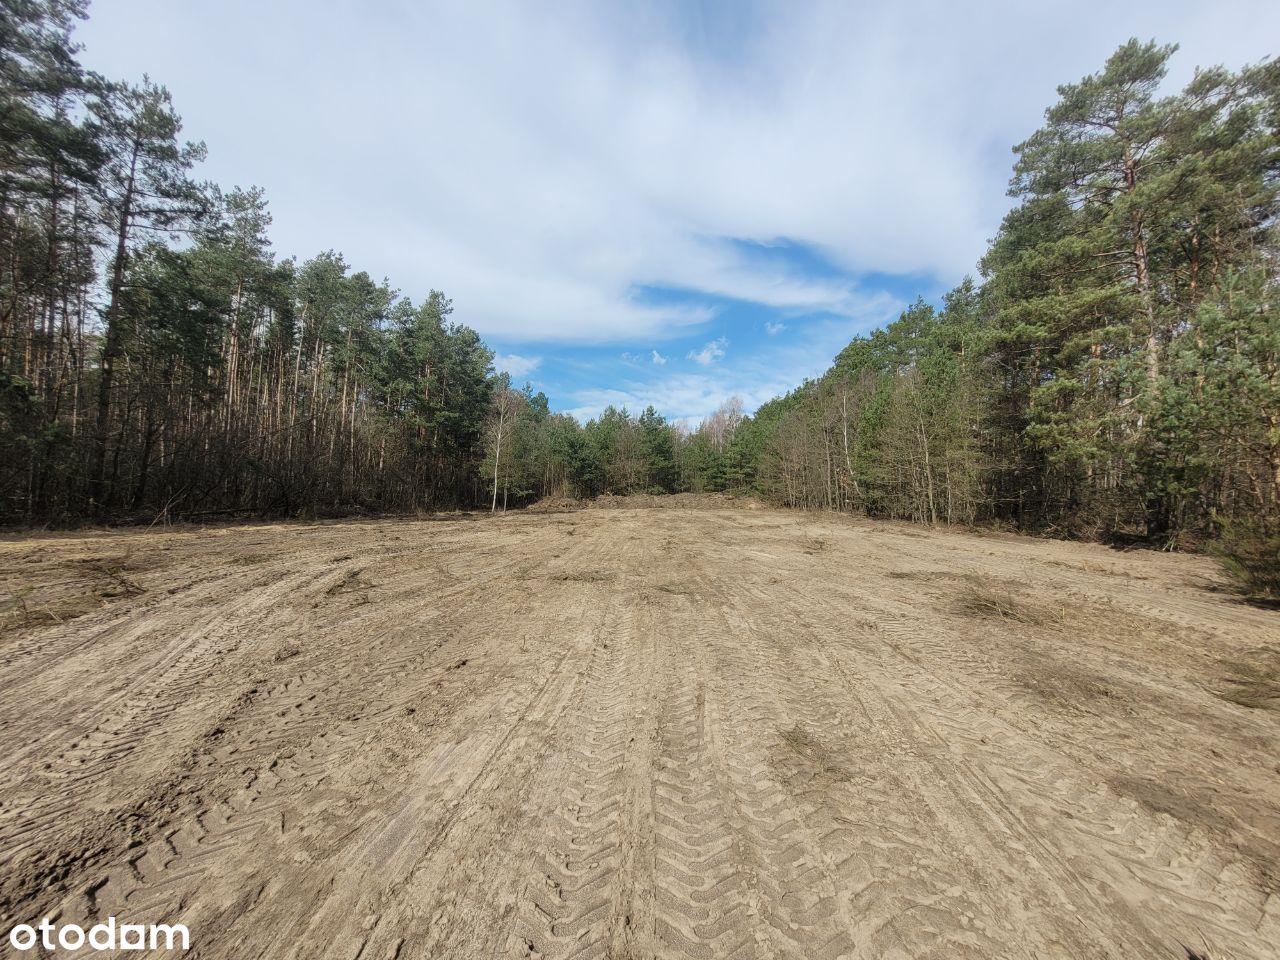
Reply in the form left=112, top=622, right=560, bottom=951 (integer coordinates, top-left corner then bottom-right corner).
left=954, top=583, right=1062, bottom=626
left=1216, top=651, right=1280, bottom=710
left=1212, top=522, right=1280, bottom=606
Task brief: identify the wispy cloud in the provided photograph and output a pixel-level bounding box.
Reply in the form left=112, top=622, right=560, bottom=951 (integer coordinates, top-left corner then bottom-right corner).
left=565, top=372, right=784, bottom=425
left=651, top=350, right=667, bottom=365
left=688, top=337, right=727, bottom=367
left=494, top=353, right=541, bottom=380
left=765, top=321, right=785, bottom=335
left=560, top=305, right=908, bottom=423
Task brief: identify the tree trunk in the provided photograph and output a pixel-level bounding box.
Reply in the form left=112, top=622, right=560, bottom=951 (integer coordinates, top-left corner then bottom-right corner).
left=1123, top=146, right=1160, bottom=394
left=91, top=140, right=140, bottom=511
left=490, top=407, right=505, bottom=514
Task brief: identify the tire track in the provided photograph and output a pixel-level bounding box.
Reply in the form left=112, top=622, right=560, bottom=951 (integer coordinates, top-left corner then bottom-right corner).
left=1, top=506, right=1276, bottom=960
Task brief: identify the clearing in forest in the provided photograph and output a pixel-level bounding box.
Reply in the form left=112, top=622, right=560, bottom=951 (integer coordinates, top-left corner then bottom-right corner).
left=1, top=502, right=1278, bottom=959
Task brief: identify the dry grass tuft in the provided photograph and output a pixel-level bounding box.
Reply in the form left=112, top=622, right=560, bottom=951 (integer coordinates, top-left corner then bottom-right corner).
left=1212, top=523, right=1280, bottom=606
left=1215, top=649, right=1280, bottom=710
left=954, top=583, right=1063, bottom=625
left=2, top=551, right=153, bottom=633
left=551, top=571, right=615, bottom=583
left=1020, top=660, right=1129, bottom=714
left=71, top=554, right=147, bottom=598
left=654, top=582, right=693, bottom=596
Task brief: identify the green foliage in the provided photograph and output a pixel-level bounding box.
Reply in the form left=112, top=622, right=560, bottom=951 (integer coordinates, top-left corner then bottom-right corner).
left=976, top=37, right=1280, bottom=538
left=728, top=284, right=992, bottom=523
left=1213, top=523, right=1280, bottom=603
left=1, top=17, right=1277, bottom=544
left=730, top=35, right=1278, bottom=543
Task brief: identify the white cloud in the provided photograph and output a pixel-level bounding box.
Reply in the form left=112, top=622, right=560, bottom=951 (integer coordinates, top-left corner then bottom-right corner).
left=765, top=321, right=786, bottom=335
left=494, top=353, right=540, bottom=379
left=651, top=349, right=667, bottom=365
left=566, top=373, right=782, bottom=425
left=75, top=0, right=1280, bottom=345
left=688, top=337, right=727, bottom=366
left=566, top=307, right=906, bottom=423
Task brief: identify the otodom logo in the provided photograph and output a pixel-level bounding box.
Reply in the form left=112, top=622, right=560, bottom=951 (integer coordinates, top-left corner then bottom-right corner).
left=8, top=917, right=189, bottom=952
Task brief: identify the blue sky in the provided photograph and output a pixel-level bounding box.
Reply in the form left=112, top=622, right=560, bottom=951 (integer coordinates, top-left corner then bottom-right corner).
left=494, top=247, right=943, bottom=423
left=74, top=0, right=1280, bottom=423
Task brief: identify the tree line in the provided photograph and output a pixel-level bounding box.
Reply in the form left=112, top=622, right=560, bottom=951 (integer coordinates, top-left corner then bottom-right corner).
left=495, top=40, right=1280, bottom=553
left=0, top=1, right=809, bottom=523
left=0, top=1, right=745, bottom=523
left=714, top=40, right=1279, bottom=550
left=3, top=6, right=1278, bottom=555
left=1, top=1, right=509, bottom=520
left=479, top=390, right=744, bottom=508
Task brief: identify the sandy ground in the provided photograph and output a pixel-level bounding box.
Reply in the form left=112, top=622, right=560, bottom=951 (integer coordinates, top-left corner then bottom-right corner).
left=1, top=503, right=1278, bottom=959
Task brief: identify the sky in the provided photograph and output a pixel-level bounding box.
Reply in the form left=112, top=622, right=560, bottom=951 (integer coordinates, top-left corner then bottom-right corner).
left=75, top=0, right=1280, bottom=423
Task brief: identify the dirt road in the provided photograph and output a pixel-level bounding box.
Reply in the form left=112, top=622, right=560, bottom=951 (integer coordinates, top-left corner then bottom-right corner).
left=1, top=504, right=1278, bottom=959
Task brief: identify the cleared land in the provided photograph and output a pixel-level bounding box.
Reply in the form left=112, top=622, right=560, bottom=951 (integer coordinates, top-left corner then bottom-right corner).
left=1, top=502, right=1278, bottom=959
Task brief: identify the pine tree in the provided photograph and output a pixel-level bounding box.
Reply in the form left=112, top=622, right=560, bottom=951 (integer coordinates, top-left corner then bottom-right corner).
left=983, top=39, right=1278, bottom=537
left=89, top=78, right=207, bottom=510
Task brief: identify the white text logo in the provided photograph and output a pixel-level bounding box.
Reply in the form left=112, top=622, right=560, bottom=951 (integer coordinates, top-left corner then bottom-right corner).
left=8, top=917, right=189, bottom=952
